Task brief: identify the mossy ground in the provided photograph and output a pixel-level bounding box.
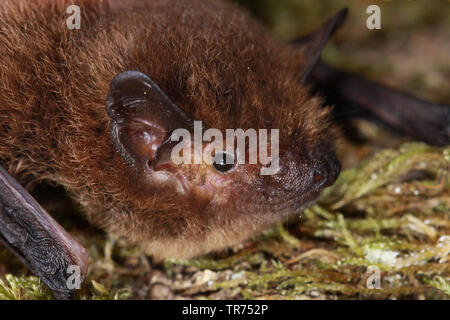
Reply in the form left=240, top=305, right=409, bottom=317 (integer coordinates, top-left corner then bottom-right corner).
left=0, top=0, right=448, bottom=300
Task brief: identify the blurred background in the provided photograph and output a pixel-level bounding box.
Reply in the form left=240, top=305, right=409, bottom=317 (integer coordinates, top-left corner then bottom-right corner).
left=236, top=0, right=450, bottom=168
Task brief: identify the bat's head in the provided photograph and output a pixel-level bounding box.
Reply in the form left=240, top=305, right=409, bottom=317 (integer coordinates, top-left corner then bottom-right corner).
left=100, top=6, right=345, bottom=258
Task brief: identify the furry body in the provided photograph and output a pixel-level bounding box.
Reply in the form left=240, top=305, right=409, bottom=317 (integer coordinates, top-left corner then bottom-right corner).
left=0, top=0, right=336, bottom=258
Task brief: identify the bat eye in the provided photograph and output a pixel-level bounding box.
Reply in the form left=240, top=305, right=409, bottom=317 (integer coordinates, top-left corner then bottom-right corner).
left=212, top=151, right=235, bottom=173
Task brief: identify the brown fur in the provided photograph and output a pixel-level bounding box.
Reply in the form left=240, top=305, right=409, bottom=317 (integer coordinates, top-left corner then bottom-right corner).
left=0, top=0, right=336, bottom=258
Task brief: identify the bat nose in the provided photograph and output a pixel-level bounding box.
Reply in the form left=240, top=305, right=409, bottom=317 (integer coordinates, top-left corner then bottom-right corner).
left=311, top=153, right=340, bottom=190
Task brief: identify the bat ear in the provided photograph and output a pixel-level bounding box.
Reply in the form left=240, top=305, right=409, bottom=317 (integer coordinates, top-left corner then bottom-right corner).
left=292, top=8, right=348, bottom=82
left=106, top=71, right=194, bottom=167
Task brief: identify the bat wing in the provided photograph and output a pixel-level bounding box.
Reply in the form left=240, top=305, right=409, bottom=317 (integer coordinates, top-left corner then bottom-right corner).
left=0, top=165, right=88, bottom=299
